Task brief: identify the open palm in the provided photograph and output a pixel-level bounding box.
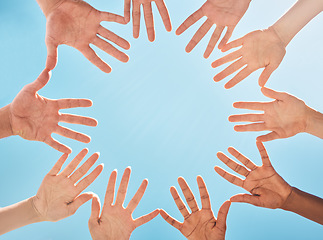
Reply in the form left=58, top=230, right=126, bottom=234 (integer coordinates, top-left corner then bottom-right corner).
left=176, top=0, right=251, bottom=58
left=89, top=168, right=159, bottom=240
left=161, top=176, right=231, bottom=240
left=215, top=141, right=292, bottom=209
left=9, top=69, right=97, bottom=153
left=45, top=0, right=130, bottom=72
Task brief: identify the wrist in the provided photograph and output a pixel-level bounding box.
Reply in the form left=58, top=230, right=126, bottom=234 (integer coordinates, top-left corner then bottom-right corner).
left=30, top=196, right=46, bottom=223
left=280, top=186, right=296, bottom=211
left=0, top=104, right=14, bottom=138
left=267, top=25, right=288, bottom=48
left=304, top=106, right=323, bottom=135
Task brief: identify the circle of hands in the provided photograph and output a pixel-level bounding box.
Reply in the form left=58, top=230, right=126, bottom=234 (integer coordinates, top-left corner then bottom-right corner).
left=6, top=0, right=305, bottom=239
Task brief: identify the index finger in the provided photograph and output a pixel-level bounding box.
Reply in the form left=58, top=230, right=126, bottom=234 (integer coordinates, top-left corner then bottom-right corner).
left=176, top=8, right=204, bottom=35
left=196, top=176, right=211, bottom=210
left=233, top=101, right=268, bottom=111
left=155, top=0, right=172, bottom=31
left=57, top=99, right=93, bottom=109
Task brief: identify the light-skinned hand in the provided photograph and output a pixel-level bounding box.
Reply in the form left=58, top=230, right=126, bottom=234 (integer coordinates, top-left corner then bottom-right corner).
left=9, top=69, right=97, bottom=154
left=32, top=148, right=104, bottom=221
left=176, top=0, right=251, bottom=58
left=45, top=0, right=130, bottom=72
left=229, top=87, right=311, bottom=142
left=212, top=28, right=286, bottom=89
left=160, top=176, right=231, bottom=240
left=124, top=0, right=172, bottom=42
left=215, top=141, right=292, bottom=209
left=88, top=167, right=159, bottom=240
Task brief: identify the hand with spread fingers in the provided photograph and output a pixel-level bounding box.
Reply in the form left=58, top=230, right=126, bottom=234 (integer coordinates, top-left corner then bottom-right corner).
left=88, top=167, right=159, bottom=240
left=215, top=141, right=292, bottom=209
left=32, top=149, right=103, bottom=222
left=176, top=0, right=251, bottom=58
left=212, top=28, right=286, bottom=89
left=7, top=69, right=97, bottom=153
left=37, top=0, right=130, bottom=73
left=124, top=0, right=172, bottom=42
left=160, top=176, right=231, bottom=240
left=229, top=87, right=314, bottom=142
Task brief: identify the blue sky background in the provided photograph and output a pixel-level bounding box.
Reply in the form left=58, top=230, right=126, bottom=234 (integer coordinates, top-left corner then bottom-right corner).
left=0, top=0, right=323, bottom=239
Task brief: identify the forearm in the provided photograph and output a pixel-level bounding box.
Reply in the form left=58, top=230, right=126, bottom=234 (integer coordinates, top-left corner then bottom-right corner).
left=0, top=105, right=13, bottom=139
left=36, top=0, right=65, bottom=17
left=281, top=187, right=323, bottom=225
left=271, top=0, right=323, bottom=47
left=0, top=197, right=43, bottom=235
left=304, top=107, right=323, bottom=139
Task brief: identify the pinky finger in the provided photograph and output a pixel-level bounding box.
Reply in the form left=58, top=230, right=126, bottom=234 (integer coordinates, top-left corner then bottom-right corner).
left=80, top=46, right=112, bottom=73
left=134, top=209, right=160, bottom=227
left=256, top=132, right=280, bottom=142
left=45, top=137, right=72, bottom=154
left=160, top=209, right=182, bottom=230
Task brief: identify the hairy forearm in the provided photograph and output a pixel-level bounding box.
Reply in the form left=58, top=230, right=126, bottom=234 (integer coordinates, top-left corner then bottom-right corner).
left=305, top=107, right=323, bottom=139
left=36, top=0, right=65, bottom=17
left=281, top=187, right=323, bottom=225
left=271, top=0, right=323, bottom=47
left=0, top=197, right=42, bottom=235
left=0, top=105, right=13, bottom=139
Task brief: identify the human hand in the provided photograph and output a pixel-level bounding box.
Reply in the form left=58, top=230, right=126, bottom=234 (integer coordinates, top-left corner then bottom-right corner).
left=160, top=176, right=231, bottom=240
left=176, top=0, right=251, bottom=58
left=9, top=69, right=97, bottom=154
left=32, top=148, right=104, bottom=222
left=212, top=28, right=286, bottom=89
left=88, top=167, right=159, bottom=240
left=229, top=87, right=311, bottom=142
left=45, top=0, right=130, bottom=72
left=215, top=141, right=292, bottom=209
left=124, top=0, right=172, bottom=42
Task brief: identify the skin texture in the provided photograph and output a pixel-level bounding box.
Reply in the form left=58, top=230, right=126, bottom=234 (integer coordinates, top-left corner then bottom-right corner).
left=8, top=69, right=97, bottom=154
left=215, top=142, right=292, bottom=209
left=212, top=28, right=286, bottom=89
left=176, top=0, right=251, bottom=58
left=33, top=148, right=104, bottom=222
left=229, top=87, right=311, bottom=142
left=124, top=0, right=172, bottom=42
left=88, top=167, right=159, bottom=240
left=160, top=176, right=231, bottom=240
left=44, top=0, right=130, bottom=72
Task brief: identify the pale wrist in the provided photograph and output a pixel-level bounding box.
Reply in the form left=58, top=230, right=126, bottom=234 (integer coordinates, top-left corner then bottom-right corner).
left=30, top=196, right=45, bottom=223
left=268, top=25, right=288, bottom=48
left=0, top=104, right=14, bottom=138
left=304, top=106, right=323, bottom=135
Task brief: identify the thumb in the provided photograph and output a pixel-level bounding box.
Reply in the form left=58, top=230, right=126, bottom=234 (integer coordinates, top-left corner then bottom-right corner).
left=69, top=192, right=95, bottom=215
left=258, top=65, right=276, bottom=87
left=230, top=193, right=261, bottom=207
left=261, top=87, right=285, bottom=100
left=28, top=69, right=52, bottom=92
left=45, top=40, right=58, bottom=70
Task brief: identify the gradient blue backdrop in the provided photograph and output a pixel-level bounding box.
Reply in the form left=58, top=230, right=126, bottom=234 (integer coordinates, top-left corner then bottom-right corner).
left=0, top=0, right=323, bottom=239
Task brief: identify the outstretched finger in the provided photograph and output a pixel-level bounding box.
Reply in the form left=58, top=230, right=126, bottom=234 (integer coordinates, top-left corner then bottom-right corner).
left=100, top=12, right=125, bottom=24
left=176, top=9, right=204, bottom=35
left=124, top=0, right=131, bottom=23
left=204, top=26, right=224, bottom=59
left=57, top=98, right=93, bottom=109
left=213, top=58, right=245, bottom=82
left=89, top=194, right=101, bottom=221
left=214, top=166, right=244, bottom=187
left=170, top=186, right=190, bottom=219
left=178, top=177, right=199, bottom=213
left=115, top=167, right=131, bottom=206
left=132, top=1, right=141, bottom=39
left=215, top=200, right=231, bottom=230
left=155, top=0, right=172, bottom=32
left=80, top=46, right=112, bottom=73
left=221, top=37, right=244, bottom=52
left=196, top=176, right=211, bottom=210
left=256, top=141, right=272, bottom=166
left=134, top=209, right=160, bottom=227
left=69, top=192, right=95, bottom=215
left=127, top=179, right=148, bottom=213
left=70, top=152, right=100, bottom=183
left=230, top=193, right=261, bottom=206
left=76, top=164, right=104, bottom=193
left=211, top=50, right=242, bottom=68
left=224, top=66, right=253, bottom=89
left=160, top=209, right=182, bottom=230
left=45, top=137, right=72, bottom=154
left=258, top=65, right=277, bottom=87
left=234, top=123, right=267, bottom=132
left=233, top=101, right=267, bottom=111
left=229, top=114, right=265, bottom=123
left=60, top=148, right=88, bottom=177
left=216, top=152, right=249, bottom=177
left=48, top=153, right=69, bottom=175
left=185, top=19, right=213, bottom=53
left=98, top=26, right=131, bottom=50
left=55, top=126, right=91, bottom=143
left=143, top=2, right=155, bottom=42
left=256, top=132, right=280, bottom=142
left=92, top=37, right=129, bottom=63
left=28, top=69, right=52, bottom=92
left=103, top=170, right=117, bottom=207
left=261, top=87, right=286, bottom=101
left=45, top=39, right=58, bottom=70
left=228, top=147, right=257, bottom=171
left=218, top=26, right=235, bottom=50
left=60, top=113, right=98, bottom=127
